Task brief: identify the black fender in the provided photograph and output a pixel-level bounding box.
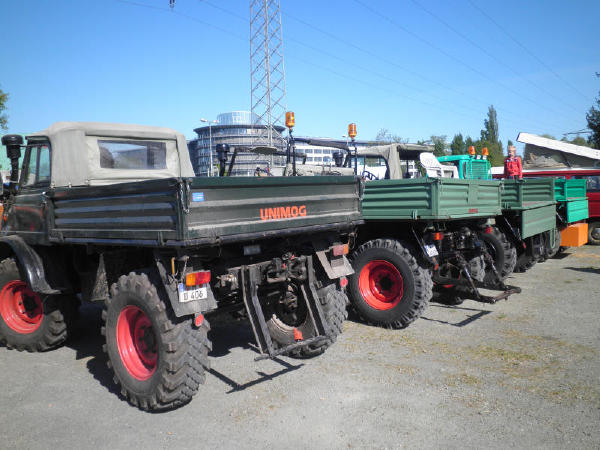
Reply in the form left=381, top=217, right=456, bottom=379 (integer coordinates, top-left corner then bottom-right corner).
left=0, top=235, right=59, bottom=294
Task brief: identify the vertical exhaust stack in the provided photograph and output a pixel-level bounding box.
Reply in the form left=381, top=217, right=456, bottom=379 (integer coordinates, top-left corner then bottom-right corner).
left=333, top=151, right=344, bottom=167
left=1, top=134, right=23, bottom=193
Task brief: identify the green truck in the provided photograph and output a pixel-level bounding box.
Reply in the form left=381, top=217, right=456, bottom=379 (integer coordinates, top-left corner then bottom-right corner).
left=0, top=122, right=362, bottom=410
left=438, top=151, right=588, bottom=268
left=290, top=137, right=519, bottom=328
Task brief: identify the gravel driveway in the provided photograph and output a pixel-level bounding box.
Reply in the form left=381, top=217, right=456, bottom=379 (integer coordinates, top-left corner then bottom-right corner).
left=1, top=246, right=598, bottom=449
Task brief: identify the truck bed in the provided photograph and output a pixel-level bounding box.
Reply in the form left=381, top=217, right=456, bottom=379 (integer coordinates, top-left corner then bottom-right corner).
left=48, top=176, right=362, bottom=247
left=500, top=178, right=555, bottom=209
left=361, top=178, right=502, bottom=220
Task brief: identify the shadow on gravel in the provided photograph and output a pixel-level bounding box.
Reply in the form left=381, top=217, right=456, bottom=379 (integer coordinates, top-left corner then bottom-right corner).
left=208, top=358, right=304, bottom=394
left=421, top=304, right=492, bottom=328
left=206, top=314, right=304, bottom=393
left=564, top=266, right=600, bottom=274
left=66, top=303, right=121, bottom=396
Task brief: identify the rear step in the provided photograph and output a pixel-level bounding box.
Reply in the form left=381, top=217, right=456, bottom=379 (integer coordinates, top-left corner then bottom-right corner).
left=240, top=256, right=330, bottom=361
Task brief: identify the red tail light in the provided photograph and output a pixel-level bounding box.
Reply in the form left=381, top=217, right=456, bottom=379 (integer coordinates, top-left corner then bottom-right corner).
left=332, top=244, right=349, bottom=256
left=484, top=226, right=494, bottom=234
left=433, top=232, right=444, bottom=241
left=185, top=270, right=211, bottom=286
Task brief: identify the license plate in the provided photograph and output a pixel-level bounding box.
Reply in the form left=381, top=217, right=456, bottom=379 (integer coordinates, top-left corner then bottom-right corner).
left=178, top=285, right=207, bottom=303
left=424, top=244, right=439, bottom=257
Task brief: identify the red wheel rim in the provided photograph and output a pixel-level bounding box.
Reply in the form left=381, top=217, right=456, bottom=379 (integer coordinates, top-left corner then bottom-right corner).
left=358, top=260, right=404, bottom=310
left=0, top=280, right=43, bottom=334
left=116, top=306, right=157, bottom=381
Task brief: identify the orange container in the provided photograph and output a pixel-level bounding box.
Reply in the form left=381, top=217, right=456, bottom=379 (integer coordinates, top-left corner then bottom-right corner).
left=560, top=223, right=588, bottom=247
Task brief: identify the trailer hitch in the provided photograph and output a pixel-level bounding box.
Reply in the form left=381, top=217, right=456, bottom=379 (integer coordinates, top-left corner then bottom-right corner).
left=240, top=256, right=332, bottom=361
left=433, top=251, right=522, bottom=304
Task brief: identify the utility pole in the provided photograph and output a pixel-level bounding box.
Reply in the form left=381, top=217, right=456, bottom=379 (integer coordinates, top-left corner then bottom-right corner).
left=249, top=0, right=287, bottom=150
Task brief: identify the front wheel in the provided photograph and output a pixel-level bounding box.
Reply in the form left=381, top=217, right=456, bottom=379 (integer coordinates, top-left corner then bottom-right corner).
left=349, top=239, right=433, bottom=329
left=102, top=272, right=211, bottom=411
left=0, top=258, right=76, bottom=352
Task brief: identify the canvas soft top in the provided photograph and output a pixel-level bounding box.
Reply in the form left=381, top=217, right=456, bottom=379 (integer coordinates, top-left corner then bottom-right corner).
left=356, top=143, right=434, bottom=179
left=27, top=121, right=195, bottom=187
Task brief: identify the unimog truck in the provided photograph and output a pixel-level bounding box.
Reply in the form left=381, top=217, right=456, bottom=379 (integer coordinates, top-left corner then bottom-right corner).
left=0, top=122, right=362, bottom=410
left=288, top=132, right=520, bottom=328
left=437, top=150, right=587, bottom=270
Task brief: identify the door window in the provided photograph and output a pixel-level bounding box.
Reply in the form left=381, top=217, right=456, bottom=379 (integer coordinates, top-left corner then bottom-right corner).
left=22, top=144, right=51, bottom=187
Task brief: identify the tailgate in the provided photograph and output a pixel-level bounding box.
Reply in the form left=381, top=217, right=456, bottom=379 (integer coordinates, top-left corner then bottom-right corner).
left=184, top=176, right=361, bottom=241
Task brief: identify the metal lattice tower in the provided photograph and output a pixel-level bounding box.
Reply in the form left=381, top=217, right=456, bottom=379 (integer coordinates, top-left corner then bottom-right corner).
left=250, top=0, right=287, bottom=149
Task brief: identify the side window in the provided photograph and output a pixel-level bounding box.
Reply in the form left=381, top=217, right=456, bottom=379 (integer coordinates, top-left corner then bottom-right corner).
left=98, top=140, right=167, bottom=170
left=22, top=144, right=51, bottom=187
left=574, top=175, right=600, bottom=192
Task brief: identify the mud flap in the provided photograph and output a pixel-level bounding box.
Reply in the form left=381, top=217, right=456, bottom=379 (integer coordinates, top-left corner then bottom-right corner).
left=315, top=249, right=353, bottom=279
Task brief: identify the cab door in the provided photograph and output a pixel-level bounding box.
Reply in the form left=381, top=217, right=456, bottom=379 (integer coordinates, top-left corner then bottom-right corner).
left=5, top=142, right=52, bottom=244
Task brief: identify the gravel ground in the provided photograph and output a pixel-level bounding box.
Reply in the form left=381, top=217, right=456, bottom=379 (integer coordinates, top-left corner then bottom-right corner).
left=1, top=246, right=599, bottom=449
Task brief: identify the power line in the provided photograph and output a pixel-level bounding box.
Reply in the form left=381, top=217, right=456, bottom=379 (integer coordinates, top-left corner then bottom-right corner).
left=352, top=0, right=579, bottom=123
left=409, top=0, right=582, bottom=115
left=197, top=0, right=559, bottom=128
left=466, top=0, right=590, bottom=101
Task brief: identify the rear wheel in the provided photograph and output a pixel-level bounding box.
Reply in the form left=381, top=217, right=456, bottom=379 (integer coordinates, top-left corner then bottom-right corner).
left=514, top=251, right=536, bottom=273
left=545, top=228, right=561, bottom=259
left=103, top=272, right=211, bottom=411
left=0, top=258, right=75, bottom=352
left=588, top=221, right=600, bottom=245
left=349, top=239, right=432, bottom=328
left=478, top=227, right=517, bottom=283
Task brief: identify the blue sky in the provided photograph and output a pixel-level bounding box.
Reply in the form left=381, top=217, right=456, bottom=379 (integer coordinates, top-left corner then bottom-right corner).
left=1, top=0, right=598, bottom=153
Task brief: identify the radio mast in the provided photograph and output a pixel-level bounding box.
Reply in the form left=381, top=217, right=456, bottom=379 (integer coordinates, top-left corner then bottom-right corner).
left=249, top=0, right=287, bottom=149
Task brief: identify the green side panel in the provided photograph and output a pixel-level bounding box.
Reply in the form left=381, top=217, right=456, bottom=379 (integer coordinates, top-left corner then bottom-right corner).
left=565, top=198, right=589, bottom=223
left=361, top=177, right=501, bottom=220
left=186, top=175, right=361, bottom=238
left=501, top=178, right=555, bottom=209
left=521, top=204, right=557, bottom=238
left=554, top=178, right=587, bottom=201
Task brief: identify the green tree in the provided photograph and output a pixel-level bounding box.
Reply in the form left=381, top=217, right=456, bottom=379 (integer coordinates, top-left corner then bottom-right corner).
left=586, top=88, right=600, bottom=149
left=430, top=135, right=448, bottom=157
left=0, top=86, right=8, bottom=131
left=570, top=136, right=591, bottom=147
left=541, top=133, right=557, bottom=140
left=450, top=133, right=466, bottom=155
left=480, top=105, right=504, bottom=166
left=465, top=136, right=474, bottom=151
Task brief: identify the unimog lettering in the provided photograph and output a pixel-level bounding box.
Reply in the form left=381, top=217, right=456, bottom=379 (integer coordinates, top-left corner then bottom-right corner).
left=260, top=205, right=307, bottom=220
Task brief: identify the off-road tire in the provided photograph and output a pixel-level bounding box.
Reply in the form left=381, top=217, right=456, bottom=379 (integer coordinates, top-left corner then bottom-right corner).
left=478, top=227, right=517, bottom=283
left=588, top=221, right=600, bottom=245
left=545, top=228, right=561, bottom=259
left=102, top=272, right=211, bottom=411
left=514, top=252, right=536, bottom=273
left=267, top=284, right=347, bottom=359
left=0, top=258, right=76, bottom=352
left=468, top=254, right=486, bottom=282
left=348, top=239, right=433, bottom=329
